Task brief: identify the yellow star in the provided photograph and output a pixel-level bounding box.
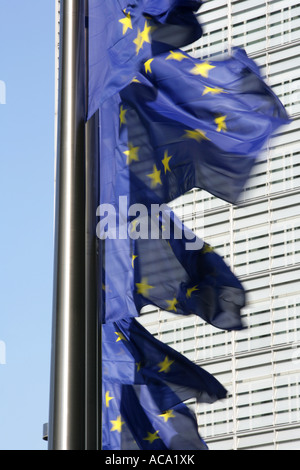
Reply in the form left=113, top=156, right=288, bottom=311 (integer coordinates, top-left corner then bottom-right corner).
left=215, top=115, right=227, bottom=132
left=186, top=285, right=198, bottom=298
left=115, top=332, right=126, bottom=342
left=162, top=150, right=172, bottom=173
left=110, top=415, right=125, bottom=433
left=119, top=11, right=133, bottom=35
left=143, top=431, right=160, bottom=444
left=166, top=50, right=188, bottom=61
left=123, top=143, right=139, bottom=164
left=130, top=219, right=139, bottom=234
left=202, top=243, right=214, bottom=253
left=184, top=129, right=210, bottom=142
left=202, top=86, right=225, bottom=96
left=158, top=356, right=174, bottom=373
left=102, top=283, right=112, bottom=293
left=131, top=76, right=141, bottom=83
left=131, top=254, right=138, bottom=268
left=190, top=61, right=215, bottom=78
left=119, top=105, right=127, bottom=126
left=133, top=28, right=143, bottom=54
left=147, top=164, right=162, bottom=188
left=141, top=20, right=152, bottom=45
left=166, top=297, right=178, bottom=312
left=133, top=20, right=152, bottom=55
left=136, top=277, right=154, bottom=297
left=136, top=362, right=142, bottom=372
left=159, top=409, right=175, bottom=422
left=144, top=58, right=154, bottom=74
left=105, top=391, right=114, bottom=408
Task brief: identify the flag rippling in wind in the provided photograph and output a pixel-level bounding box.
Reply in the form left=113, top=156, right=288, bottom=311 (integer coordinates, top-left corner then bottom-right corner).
left=87, top=0, right=290, bottom=451
left=132, top=212, right=246, bottom=331
left=102, top=317, right=226, bottom=449
left=100, top=205, right=246, bottom=330
left=99, top=90, right=246, bottom=329
left=98, top=46, right=290, bottom=327
left=119, top=47, right=290, bottom=205
left=88, top=0, right=203, bottom=119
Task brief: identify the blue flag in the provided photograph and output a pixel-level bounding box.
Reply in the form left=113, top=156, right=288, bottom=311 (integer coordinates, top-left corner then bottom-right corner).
left=98, top=48, right=289, bottom=329
left=103, top=382, right=209, bottom=450
left=102, top=317, right=226, bottom=449
left=99, top=96, right=246, bottom=329
left=98, top=76, right=247, bottom=329
left=119, top=47, right=290, bottom=205
left=100, top=207, right=246, bottom=330
left=88, top=0, right=203, bottom=119
left=133, top=214, right=246, bottom=331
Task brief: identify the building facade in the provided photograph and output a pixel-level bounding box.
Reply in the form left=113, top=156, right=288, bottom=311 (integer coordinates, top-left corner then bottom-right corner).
left=139, top=0, right=300, bottom=450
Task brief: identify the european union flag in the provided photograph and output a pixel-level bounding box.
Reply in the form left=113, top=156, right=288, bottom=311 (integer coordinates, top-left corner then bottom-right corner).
left=133, top=213, right=245, bottom=331
left=103, top=382, right=209, bottom=450
left=98, top=49, right=290, bottom=329
left=102, top=317, right=226, bottom=449
left=100, top=206, right=245, bottom=330
left=98, top=70, right=247, bottom=328
left=119, top=47, right=290, bottom=205
left=95, top=25, right=289, bottom=329
left=88, top=0, right=203, bottom=119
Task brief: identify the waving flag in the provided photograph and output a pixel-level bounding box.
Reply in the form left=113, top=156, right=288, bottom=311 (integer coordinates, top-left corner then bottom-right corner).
left=133, top=215, right=245, bottom=331
left=98, top=48, right=289, bottom=327
left=103, top=382, right=209, bottom=450
left=101, top=209, right=246, bottom=330
left=102, top=317, right=226, bottom=449
left=87, top=0, right=203, bottom=118
left=99, top=93, right=246, bottom=329
left=119, top=48, right=290, bottom=205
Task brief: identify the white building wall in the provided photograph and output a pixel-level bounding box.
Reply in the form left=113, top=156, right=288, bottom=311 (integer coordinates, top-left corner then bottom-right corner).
left=139, top=0, right=300, bottom=450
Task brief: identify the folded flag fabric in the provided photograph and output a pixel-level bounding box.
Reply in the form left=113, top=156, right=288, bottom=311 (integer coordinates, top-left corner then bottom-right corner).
left=96, top=40, right=289, bottom=328
left=133, top=211, right=246, bottom=331
left=99, top=70, right=251, bottom=329
left=119, top=47, right=290, bottom=205
left=100, top=206, right=246, bottom=330
left=103, top=381, right=209, bottom=450
left=88, top=0, right=203, bottom=119
left=102, top=317, right=226, bottom=449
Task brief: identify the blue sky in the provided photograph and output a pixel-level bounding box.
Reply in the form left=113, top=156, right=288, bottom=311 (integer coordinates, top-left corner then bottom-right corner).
left=0, top=1, right=55, bottom=449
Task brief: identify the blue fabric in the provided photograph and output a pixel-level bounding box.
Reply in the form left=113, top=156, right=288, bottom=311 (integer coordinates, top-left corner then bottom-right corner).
left=91, top=10, right=290, bottom=450
left=100, top=207, right=246, bottom=329
left=98, top=48, right=289, bottom=326
left=119, top=48, right=290, bottom=205
left=87, top=0, right=202, bottom=119
left=102, top=317, right=225, bottom=449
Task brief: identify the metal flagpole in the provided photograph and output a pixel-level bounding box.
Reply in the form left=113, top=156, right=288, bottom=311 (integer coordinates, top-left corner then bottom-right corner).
left=85, top=110, right=101, bottom=450
left=84, top=0, right=101, bottom=449
left=48, top=0, right=87, bottom=450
